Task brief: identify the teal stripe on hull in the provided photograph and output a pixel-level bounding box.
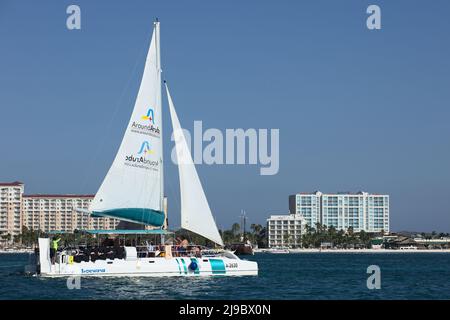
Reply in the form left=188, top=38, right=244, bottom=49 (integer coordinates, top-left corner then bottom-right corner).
left=180, top=258, right=188, bottom=274
left=209, top=259, right=226, bottom=275
left=175, top=259, right=182, bottom=275
left=92, top=208, right=165, bottom=227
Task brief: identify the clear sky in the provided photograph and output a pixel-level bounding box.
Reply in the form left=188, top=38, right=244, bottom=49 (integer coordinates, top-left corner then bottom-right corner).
left=1, top=0, right=449, bottom=232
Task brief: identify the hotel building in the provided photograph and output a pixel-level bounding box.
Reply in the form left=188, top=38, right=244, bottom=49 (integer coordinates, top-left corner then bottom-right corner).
left=266, top=213, right=305, bottom=248
left=22, top=194, right=120, bottom=233
left=288, top=192, right=321, bottom=227
left=289, top=191, right=389, bottom=233
left=0, top=181, right=168, bottom=243
left=0, top=182, right=24, bottom=238
left=267, top=191, right=389, bottom=248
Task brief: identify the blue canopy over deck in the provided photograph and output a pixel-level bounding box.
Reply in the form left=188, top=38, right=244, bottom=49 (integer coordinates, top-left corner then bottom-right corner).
left=82, top=229, right=173, bottom=235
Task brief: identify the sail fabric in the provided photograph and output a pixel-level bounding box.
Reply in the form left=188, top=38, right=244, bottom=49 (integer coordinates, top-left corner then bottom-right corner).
left=165, top=83, right=224, bottom=246
left=90, top=22, right=163, bottom=223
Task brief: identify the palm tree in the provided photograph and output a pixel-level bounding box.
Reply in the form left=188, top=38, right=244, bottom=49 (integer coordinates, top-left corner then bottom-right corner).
left=327, top=226, right=337, bottom=247
left=1, top=233, right=12, bottom=244
left=249, top=223, right=262, bottom=244
left=231, top=223, right=241, bottom=237
left=359, top=230, right=370, bottom=248
left=336, top=229, right=345, bottom=248
left=315, top=222, right=325, bottom=234
left=305, top=224, right=315, bottom=234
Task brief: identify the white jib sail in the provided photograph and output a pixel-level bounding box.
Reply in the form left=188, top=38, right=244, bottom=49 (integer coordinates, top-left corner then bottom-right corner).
left=165, top=83, right=224, bottom=246
left=90, top=21, right=163, bottom=214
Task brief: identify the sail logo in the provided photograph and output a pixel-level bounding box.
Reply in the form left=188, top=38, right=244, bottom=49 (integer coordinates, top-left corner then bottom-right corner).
left=141, top=108, right=155, bottom=124
left=138, top=141, right=153, bottom=155
left=124, top=141, right=159, bottom=170
left=131, top=108, right=160, bottom=138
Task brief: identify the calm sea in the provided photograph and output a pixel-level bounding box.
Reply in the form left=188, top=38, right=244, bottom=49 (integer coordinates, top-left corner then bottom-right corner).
left=1, top=252, right=449, bottom=300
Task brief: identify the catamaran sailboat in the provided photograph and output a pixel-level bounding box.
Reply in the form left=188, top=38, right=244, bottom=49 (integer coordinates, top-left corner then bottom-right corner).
left=35, top=20, right=258, bottom=277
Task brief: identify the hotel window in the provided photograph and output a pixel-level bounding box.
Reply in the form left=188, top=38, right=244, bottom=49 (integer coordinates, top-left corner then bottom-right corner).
left=349, top=197, right=359, bottom=206
left=300, top=197, right=312, bottom=206
left=374, top=197, right=384, bottom=207
left=328, top=197, right=338, bottom=206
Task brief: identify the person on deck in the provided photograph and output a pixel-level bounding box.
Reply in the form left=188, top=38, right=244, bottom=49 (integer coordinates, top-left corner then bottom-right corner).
left=146, top=241, right=155, bottom=257
left=50, top=236, right=61, bottom=264
left=194, top=246, right=201, bottom=258
left=179, top=238, right=188, bottom=256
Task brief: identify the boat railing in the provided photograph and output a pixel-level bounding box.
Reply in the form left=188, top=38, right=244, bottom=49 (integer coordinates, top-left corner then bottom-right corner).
left=55, top=244, right=226, bottom=263
left=134, top=245, right=222, bottom=258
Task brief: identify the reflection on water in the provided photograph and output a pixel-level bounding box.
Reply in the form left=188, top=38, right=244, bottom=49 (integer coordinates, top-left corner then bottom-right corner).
left=1, top=253, right=450, bottom=299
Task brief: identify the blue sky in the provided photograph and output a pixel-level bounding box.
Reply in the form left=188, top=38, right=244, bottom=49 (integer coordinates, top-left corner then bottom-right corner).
left=0, top=0, right=449, bottom=232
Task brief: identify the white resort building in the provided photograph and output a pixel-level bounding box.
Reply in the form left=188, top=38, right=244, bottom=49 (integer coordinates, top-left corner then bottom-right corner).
left=266, top=213, right=305, bottom=248
left=289, top=191, right=389, bottom=233
left=267, top=191, right=390, bottom=248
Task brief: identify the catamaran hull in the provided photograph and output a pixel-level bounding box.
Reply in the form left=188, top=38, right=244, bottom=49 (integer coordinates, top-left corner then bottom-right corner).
left=37, top=239, right=257, bottom=277
left=39, top=258, right=257, bottom=278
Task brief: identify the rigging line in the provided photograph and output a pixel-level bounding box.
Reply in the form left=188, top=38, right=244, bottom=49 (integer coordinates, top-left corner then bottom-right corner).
left=77, top=30, right=151, bottom=197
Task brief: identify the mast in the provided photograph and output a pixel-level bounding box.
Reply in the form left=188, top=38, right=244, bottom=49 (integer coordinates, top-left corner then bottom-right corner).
left=240, top=210, right=247, bottom=242
left=155, top=19, right=164, bottom=245
left=155, top=19, right=164, bottom=217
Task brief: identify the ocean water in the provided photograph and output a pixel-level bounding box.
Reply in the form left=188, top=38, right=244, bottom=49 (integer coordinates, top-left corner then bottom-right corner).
left=1, top=252, right=449, bottom=300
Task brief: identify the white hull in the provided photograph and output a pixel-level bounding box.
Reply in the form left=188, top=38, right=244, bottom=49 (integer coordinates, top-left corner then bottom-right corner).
left=40, top=257, right=257, bottom=278
left=37, top=239, right=257, bottom=277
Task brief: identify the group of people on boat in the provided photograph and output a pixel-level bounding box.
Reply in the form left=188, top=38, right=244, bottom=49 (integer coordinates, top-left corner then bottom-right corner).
left=49, top=236, right=203, bottom=264
left=141, top=238, right=201, bottom=258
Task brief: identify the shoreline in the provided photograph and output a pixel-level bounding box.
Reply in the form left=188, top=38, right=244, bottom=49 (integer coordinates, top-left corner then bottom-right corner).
left=256, top=248, right=450, bottom=253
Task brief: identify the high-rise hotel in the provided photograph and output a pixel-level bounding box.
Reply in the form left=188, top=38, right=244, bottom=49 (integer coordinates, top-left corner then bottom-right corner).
left=288, top=191, right=389, bottom=233
left=267, top=191, right=389, bottom=248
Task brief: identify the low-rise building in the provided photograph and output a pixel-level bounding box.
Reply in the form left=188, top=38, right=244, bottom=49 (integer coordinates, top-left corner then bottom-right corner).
left=266, top=213, right=305, bottom=248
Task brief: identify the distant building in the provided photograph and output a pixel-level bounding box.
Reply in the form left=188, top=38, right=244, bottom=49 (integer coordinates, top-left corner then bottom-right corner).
left=1, top=181, right=168, bottom=240
left=289, top=192, right=321, bottom=227
left=0, top=182, right=24, bottom=238
left=22, top=194, right=120, bottom=233
left=266, top=213, right=305, bottom=248
left=289, top=191, right=389, bottom=233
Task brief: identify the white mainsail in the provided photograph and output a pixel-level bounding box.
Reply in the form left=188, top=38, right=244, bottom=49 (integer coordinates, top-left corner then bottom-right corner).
left=165, top=83, right=224, bottom=246
left=90, top=21, right=164, bottom=225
